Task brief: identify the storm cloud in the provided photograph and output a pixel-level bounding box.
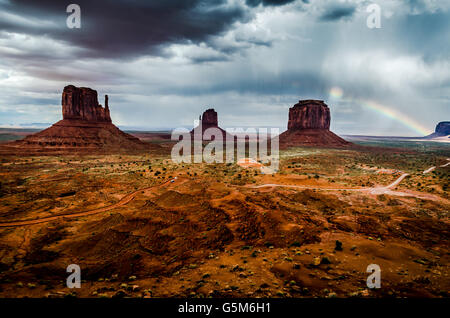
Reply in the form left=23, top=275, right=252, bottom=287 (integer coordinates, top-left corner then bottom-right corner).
left=0, top=0, right=254, bottom=58
left=246, top=0, right=297, bottom=7
left=319, top=3, right=356, bottom=21
left=0, top=0, right=449, bottom=136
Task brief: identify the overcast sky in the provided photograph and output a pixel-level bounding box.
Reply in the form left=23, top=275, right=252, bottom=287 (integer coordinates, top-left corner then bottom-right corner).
left=0, top=0, right=449, bottom=136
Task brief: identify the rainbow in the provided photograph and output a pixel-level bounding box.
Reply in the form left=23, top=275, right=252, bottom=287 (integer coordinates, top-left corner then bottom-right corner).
left=359, top=100, right=431, bottom=136
left=328, top=87, right=432, bottom=136
left=329, top=87, right=343, bottom=99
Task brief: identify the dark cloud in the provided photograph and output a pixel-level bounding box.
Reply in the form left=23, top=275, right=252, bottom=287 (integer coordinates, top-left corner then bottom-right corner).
left=319, top=3, right=356, bottom=21
left=234, top=35, right=272, bottom=47
left=0, top=0, right=251, bottom=59
left=156, top=70, right=329, bottom=97
left=245, top=0, right=297, bottom=7
left=0, top=0, right=448, bottom=135
left=189, top=54, right=231, bottom=64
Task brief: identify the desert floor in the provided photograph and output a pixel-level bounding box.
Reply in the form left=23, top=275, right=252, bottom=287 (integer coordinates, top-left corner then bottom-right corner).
left=0, top=142, right=449, bottom=298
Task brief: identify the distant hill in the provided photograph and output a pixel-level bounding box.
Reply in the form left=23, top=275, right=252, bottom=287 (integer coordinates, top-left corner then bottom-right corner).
left=424, top=121, right=450, bottom=140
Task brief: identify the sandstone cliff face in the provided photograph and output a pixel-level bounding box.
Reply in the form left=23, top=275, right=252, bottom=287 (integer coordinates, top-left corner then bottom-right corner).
left=279, top=99, right=350, bottom=148
left=62, top=85, right=111, bottom=122
left=435, top=121, right=450, bottom=136
left=1, top=85, right=151, bottom=154
left=287, top=100, right=330, bottom=130
left=191, top=108, right=233, bottom=141
left=200, top=109, right=218, bottom=128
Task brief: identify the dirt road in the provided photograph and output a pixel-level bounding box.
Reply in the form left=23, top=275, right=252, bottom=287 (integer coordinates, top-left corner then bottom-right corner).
left=423, top=167, right=436, bottom=174
left=0, top=179, right=172, bottom=228
left=423, top=159, right=450, bottom=174
left=250, top=159, right=449, bottom=201
left=1, top=158, right=448, bottom=228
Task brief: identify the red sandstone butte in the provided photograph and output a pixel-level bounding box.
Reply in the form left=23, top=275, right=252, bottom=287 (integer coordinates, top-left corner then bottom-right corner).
left=200, top=108, right=219, bottom=129
left=279, top=100, right=350, bottom=148
left=62, top=85, right=111, bottom=122
left=191, top=108, right=233, bottom=141
left=1, top=85, right=150, bottom=154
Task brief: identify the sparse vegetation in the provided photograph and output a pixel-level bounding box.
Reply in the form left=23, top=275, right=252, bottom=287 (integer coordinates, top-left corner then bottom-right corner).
left=0, top=140, right=448, bottom=298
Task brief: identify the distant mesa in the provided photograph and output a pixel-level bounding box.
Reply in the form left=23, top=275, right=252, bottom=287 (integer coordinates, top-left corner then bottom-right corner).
left=199, top=108, right=218, bottom=130
left=436, top=121, right=450, bottom=136
left=279, top=99, right=351, bottom=148
left=424, top=121, right=450, bottom=139
left=191, top=108, right=232, bottom=141
left=1, top=85, right=150, bottom=154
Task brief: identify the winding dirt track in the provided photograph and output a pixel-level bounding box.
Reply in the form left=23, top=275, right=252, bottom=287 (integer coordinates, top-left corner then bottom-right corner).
left=423, top=159, right=450, bottom=174
left=250, top=159, right=450, bottom=202
left=0, top=180, right=171, bottom=228
left=1, top=159, right=448, bottom=228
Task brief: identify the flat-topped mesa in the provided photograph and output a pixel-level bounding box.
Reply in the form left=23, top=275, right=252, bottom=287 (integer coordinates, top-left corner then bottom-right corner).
left=435, top=121, right=450, bottom=136
left=62, top=85, right=111, bottom=122
left=279, top=99, right=351, bottom=148
left=287, top=100, right=330, bottom=130
left=424, top=121, right=450, bottom=139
